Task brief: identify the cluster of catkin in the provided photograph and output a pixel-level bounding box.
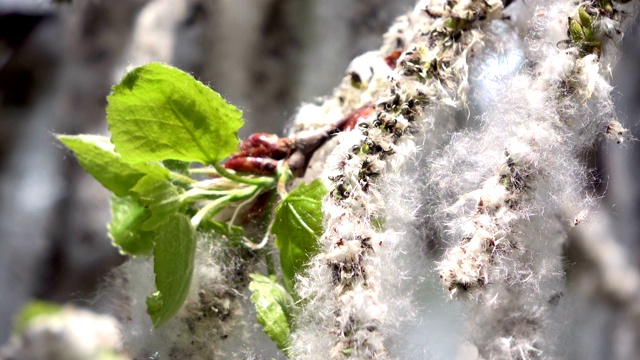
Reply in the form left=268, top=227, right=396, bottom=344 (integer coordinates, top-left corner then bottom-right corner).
left=292, top=0, right=505, bottom=358
left=292, top=0, right=637, bottom=359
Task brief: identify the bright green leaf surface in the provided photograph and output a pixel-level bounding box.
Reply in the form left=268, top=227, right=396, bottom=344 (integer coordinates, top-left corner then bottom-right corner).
left=130, top=174, right=181, bottom=231
left=57, top=135, right=169, bottom=197
left=272, top=179, right=327, bottom=294
left=107, top=62, right=244, bottom=165
left=13, top=301, right=62, bottom=334
left=162, top=159, right=190, bottom=175
left=108, top=195, right=155, bottom=256
left=146, top=214, right=196, bottom=327
left=249, top=274, right=294, bottom=355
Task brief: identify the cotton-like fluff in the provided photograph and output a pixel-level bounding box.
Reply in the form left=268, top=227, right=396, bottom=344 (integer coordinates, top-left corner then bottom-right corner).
left=426, top=0, right=637, bottom=358
left=290, top=0, right=504, bottom=358
left=106, top=236, right=282, bottom=359
left=431, top=76, right=585, bottom=358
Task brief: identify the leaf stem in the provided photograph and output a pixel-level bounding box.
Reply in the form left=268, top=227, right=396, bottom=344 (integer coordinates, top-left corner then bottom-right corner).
left=179, top=187, right=241, bottom=203
left=276, top=163, right=292, bottom=198
left=228, top=187, right=262, bottom=232
left=213, top=163, right=275, bottom=187
left=191, top=196, right=232, bottom=228
left=190, top=185, right=262, bottom=228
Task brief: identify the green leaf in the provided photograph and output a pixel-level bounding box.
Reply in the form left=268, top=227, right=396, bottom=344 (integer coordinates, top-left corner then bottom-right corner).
left=57, top=134, right=169, bottom=197
left=146, top=213, right=197, bottom=327
left=130, top=174, right=182, bottom=230
left=162, top=159, right=190, bottom=175
left=249, top=274, right=294, bottom=356
left=108, top=195, right=155, bottom=256
left=107, top=62, right=244, bottom=165
left=272, top=179, right=327, bottom=294
left=13, top=301, right=62, bottom=334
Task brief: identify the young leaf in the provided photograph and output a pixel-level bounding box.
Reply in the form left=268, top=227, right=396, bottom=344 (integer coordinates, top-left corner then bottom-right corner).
left=129, top=174, right=182, bottom=231
left=146, top=213, right=197, bottom=327
left=13, top=301, right=62, bottom=334
left=272, top=179, right=327, bottom=294
left=108, top=195, right=155, bottom=256
left=107, top=62, right=244, bottom=165
left=57, top=134, right=169, bottom=197
left=249, top=274, right=294, bottom=356
left=162, top=159, right=190, bottom=175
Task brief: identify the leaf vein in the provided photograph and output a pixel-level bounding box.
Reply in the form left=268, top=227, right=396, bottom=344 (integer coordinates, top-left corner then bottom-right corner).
left=287, top=203, right=316, bottom=236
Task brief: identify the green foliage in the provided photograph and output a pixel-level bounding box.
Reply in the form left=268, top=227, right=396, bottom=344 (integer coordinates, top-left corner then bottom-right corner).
left=272, top=179, right=327, bottom=294
left=13, top=301, right=62, bottom=334
left=162, top=159, right=190, bottom=174
left=108, top=195, right=155, bottom=256
left=57, top=62, right=330, bottom=349
left=58, top=63, right=254, bottom=327
left=130, top=174, right=182, bottom=231
left=57, top=135, right=169, bottom=197
left=106, top=62, right=243, bottom=165
left=249, top=274, right=295, bottom=356
left=146, top=214, right=197, bottom=327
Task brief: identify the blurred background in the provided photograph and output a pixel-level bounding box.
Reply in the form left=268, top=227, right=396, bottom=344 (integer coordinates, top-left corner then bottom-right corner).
left=0, top=0, right=639, bottom=358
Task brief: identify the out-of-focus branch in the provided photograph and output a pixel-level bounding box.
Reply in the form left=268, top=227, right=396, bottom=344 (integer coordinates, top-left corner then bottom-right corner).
left=567, top=211, right=640, bottom=319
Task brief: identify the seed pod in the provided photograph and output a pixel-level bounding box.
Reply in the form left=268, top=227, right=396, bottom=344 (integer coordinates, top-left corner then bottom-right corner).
left=569, top=18, right=585, bottom=43
left=578, top=7, right=592, bottom=28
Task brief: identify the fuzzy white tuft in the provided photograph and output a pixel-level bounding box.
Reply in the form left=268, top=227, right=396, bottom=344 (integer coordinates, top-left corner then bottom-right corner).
left=424, top=0, right=637, bottom=357
left=291, top=0, right=505, bottom=358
